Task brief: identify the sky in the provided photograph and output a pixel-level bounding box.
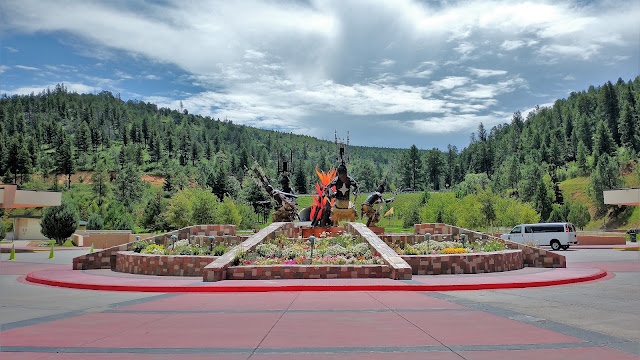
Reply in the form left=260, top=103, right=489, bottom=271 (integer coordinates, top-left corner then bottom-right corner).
left=0, top=0, right=638, bottom=150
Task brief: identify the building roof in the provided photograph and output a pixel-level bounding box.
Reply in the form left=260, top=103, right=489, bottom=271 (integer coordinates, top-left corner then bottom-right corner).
left=0, top=184, right=62, bottom=208
left=603, top=188, right=640, bottom=206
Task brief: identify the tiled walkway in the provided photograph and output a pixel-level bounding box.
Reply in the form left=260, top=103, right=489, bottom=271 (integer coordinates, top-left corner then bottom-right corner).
left=2, top=290, right=637, bottom=359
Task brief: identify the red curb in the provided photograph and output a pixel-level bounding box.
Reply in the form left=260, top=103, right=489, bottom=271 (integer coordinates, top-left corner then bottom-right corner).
left=25, top=268, right=608, bottom=293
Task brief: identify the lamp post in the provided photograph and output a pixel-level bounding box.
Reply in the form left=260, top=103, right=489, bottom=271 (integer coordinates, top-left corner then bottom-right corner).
left=171, top=234, right=177, bottom=249
left=460, top=234, right=467, bottom=248
left=209, top=236, right=215, bottom=253
left=309, top=235, right=316, bottom=259
left=425, top=233, right=431, bottom=252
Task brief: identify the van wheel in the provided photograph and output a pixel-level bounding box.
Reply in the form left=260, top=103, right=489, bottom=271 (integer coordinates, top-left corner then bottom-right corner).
left=550, top=240, right=561, bottom=251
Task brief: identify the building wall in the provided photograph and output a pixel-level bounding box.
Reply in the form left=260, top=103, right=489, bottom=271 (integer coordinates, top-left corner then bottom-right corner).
left=13, top=218, right=48, bottom=240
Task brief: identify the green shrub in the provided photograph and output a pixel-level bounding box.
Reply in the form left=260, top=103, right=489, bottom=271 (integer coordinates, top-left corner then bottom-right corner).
left=213, top=244, right=227, bottom=256
left=86, top=213, right=104, bottom=230
left=132, top=239, right=149, bottom=253
left=40, top=202, right=79, bottom=245
left=141, top=244, right=165, bottom=255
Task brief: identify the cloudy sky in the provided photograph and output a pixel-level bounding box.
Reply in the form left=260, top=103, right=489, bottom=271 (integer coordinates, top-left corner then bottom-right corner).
left=1, top=0, right=638, bottom=149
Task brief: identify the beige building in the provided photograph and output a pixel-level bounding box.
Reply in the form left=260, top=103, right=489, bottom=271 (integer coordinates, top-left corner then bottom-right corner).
left=11, top=215, right=49, bottom=241
left=1, top=184, right=62, bottom=241
left=603, top=188, right=640, bottom=206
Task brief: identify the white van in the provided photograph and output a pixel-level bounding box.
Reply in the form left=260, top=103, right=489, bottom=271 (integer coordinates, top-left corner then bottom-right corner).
left=500, top=222, right=578, bottom=250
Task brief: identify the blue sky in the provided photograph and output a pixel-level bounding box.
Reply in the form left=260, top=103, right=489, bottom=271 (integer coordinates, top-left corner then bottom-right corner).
left=1, top=0, right=638, bottom=149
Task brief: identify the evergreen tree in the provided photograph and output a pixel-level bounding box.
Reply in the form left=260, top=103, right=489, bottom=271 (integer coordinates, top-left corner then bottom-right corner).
left=75, top=121, right=91, bottom=154
left=86, top=213, right=104, bottom=230
left=576, top=140, right=589, bottom=175
left=142, top=191, right=168, bottom=231
left=424, top=148, right=444, bottom=190
left=40, top=202, right=79, bottom=245
left=294, top=165, right=307, bottom=194
left=55, top=135, right=75, bottom=189
left=618, top=101, right=638, bottom=150
left=115, top=164, right=144, bottom=207
left=400, top=145, right=422, bottom=189
left=588, top=154, right=622, bottom=216
left=592, top=120, right=616, bottom=158
left=568, top=202, right=590, bottom=230
left=91, top=160, right=109, bottom=206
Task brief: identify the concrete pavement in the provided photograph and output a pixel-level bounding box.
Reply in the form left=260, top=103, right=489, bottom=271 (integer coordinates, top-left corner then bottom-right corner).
left=1, top=248, right=638, bottom=359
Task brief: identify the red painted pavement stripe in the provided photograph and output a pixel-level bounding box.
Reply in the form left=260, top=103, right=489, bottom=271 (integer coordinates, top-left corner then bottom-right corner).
left=25, top=269, right=607, bottom=293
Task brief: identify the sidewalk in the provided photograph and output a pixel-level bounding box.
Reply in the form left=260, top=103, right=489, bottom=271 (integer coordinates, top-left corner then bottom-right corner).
left=22, top=263, right=607, bottom=293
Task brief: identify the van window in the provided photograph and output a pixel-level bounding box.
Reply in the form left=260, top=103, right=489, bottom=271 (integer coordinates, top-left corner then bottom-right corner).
left=531, top=225, right=565, bottom=233
left=510, top=226, right=521, bottom=234
left=525, top=226, right=533, bottom=233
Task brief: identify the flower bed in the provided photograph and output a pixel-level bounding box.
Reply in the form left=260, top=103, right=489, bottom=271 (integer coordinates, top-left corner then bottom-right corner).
left=133, top=238, right=230, bottom=256
left=232, top=233, right=385, bottom=266
left=393, top=239, right=506, bottom=255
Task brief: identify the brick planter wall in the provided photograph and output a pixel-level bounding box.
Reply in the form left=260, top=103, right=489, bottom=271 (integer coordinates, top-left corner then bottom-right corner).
left=226, top=265, right=391, bottom=280
left=401, top=250, right=523, bottom=275
left=412, top=223, right=566, bottom=269
left=344, top=222, right=412, bottom=280
left=73, top=224, right=237, bottom=271
left=203, top=222, right=297, bottom=282
left=115, top=251, right=216, bottom=277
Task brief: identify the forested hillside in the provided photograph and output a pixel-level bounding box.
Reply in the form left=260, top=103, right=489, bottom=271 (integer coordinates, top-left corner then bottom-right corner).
left=1, top=75, right=639, bottom=233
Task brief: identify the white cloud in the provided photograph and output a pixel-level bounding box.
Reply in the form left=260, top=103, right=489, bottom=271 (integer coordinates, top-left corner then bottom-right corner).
left=5, top=46, right=19, bottom=53
left=431, top=77, right=469, bottom=91
left=14, top=65, right=39, bottom=70
left=0, top=0, right=638, bottom=147
left=468, top=68, right=508, bottom=78
left=500, top=40, right=525, bottom=51
left=0, top=65, right=8, bottom=74
left=3, top=82, right=100, bottom=95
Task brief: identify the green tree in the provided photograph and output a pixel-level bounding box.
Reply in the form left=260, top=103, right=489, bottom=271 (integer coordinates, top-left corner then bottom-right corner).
left=218, top=196, right=242, bottom=226
left=86, top=213, right=104, bottom=230
left=294, top=165, right=307, bottom=194
left=568, top=202, right=590, bottom=230
left=56, top=135, right=75, bottom=189
left=534, top=173, right=555, bottom=222
left=424, top=148, right=444, bottom=190
left=576, top=140, right=589, bottom=175
left=40, top=202, right=79, bottom=245
left=400, top=145, right=422, bottom=189
left=588, top=154, right=622, bottom=216
left=592, top=120, right=616, bottom=159
left=192, top=190, right=220, bottom=225
left=142, top=191, right=169, bottom=231
left=91, top=160, right=109, bottom=206
left=115, top=164, right=144, bottom=207
left=75, top=121, right=91, bottom=154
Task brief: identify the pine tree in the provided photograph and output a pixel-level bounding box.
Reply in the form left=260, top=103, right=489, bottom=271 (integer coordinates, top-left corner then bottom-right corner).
left=40, top=202, right=79, bottom=245
left=294, top=165, right=307, bottom=194
left=576, top=140, right=589, bottom=175
left=55, top=135, right=75, bottom=189
left=588, top=154, right=622, bottom=217
left=91, top=160, right=109, bottom=206
left=592, top=120, right=616, bottom=159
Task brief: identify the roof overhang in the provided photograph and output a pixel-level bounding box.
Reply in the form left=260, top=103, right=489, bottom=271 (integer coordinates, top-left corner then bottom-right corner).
left=603, top=188, right=640, bottom=206
left=0, top=185, right=62, bottom=209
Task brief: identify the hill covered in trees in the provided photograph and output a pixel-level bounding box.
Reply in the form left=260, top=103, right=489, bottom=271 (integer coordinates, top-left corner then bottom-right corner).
left=1, top=75, right=639, bottom=233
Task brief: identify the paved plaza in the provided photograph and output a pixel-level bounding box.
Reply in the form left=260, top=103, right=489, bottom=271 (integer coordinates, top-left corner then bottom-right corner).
left=1, top=247, right=638, bottom=359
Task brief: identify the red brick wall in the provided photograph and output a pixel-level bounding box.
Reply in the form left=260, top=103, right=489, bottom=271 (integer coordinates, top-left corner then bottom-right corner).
left=401, top=250, right=523, bottom=275
left=226, top=265, right=391, bottom=280
left=115, top=251, right=216, bottom=277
